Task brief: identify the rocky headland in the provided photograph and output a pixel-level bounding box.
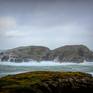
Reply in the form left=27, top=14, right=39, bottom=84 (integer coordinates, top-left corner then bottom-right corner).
left=0, top=45, right=93, bottom=62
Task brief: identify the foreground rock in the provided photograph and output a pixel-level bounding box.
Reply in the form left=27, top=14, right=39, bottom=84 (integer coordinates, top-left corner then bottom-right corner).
left=0, top=45, right=93, bottom=62
left=0, top=71, right=93, bottom=93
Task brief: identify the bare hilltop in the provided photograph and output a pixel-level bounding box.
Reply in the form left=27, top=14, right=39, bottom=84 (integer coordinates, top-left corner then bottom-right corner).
left=0, top=45, right=93, bottom=62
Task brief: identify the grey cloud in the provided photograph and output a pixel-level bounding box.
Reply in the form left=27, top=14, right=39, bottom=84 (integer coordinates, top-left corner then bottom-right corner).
left=0, top=0, right=93, bottom=50
left=0, top=17, right=16, bottom=37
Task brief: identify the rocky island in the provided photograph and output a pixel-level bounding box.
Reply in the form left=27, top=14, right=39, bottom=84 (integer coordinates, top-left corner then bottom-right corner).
left=0, top=45, right=93, bottom=62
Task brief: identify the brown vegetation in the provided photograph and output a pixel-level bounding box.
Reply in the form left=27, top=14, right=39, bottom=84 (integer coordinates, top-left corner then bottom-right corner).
left=0, top=71, right=93, bottom=93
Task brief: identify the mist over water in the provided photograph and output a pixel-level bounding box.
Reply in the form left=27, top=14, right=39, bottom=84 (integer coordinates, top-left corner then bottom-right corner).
left=0, top=61, right=93, bottom=77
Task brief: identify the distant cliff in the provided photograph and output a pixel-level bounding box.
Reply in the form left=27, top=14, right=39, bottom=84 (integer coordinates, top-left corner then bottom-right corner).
left=0, top=71, right=93, bottom=93
left=0, top=45, right=93, bottom=62
left=47, top=45, right=93, bottom=62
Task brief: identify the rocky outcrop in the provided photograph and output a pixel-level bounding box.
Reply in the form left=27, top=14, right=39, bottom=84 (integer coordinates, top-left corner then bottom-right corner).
left=0, top=71, right=93, bottom=93
left=0, top=45, right=93, bottom=62
left=46, top=45, right=93, bottom=62
left=0, top=46, right=50, bottom=62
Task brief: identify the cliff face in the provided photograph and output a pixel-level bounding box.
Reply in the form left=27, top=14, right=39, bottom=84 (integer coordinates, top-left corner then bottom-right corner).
left=0, top=46, right=50, bottom=62
left=0, top=45, right=93, bottom=62
left=0, top=71, right=93, bottom=93
left=47, top=45, right=93, bottom=62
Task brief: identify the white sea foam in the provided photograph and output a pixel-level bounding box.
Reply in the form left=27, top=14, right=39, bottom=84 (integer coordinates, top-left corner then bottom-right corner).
left=0, top=61, right=78, bottom=66
left=0, top=61, right=93, bottom=66
left=78, top=62, right=93, bottom=66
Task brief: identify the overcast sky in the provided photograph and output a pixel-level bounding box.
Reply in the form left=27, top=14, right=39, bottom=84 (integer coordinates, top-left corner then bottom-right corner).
left=0, top=0, right=93, bottom=50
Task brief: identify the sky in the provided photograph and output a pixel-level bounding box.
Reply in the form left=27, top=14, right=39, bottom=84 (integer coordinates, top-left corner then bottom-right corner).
left=0, top=0, right=93, bottom=50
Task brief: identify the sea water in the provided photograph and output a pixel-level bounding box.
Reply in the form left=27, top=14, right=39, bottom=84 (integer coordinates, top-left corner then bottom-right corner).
left=0, top=61, right=93, bottom=77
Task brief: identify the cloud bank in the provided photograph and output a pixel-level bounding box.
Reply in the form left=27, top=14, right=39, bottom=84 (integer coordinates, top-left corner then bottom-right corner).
left=0, top=0, right=93, bottom=50
left=0, top=17, right=16, bottom=37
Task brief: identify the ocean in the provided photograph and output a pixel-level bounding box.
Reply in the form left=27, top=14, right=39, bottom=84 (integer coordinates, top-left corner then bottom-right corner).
left=0, top=61, right=93, bottom=77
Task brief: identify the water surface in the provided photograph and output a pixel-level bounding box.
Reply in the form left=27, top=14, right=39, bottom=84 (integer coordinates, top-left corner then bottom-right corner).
left=0, top=61, right=93, bottom=77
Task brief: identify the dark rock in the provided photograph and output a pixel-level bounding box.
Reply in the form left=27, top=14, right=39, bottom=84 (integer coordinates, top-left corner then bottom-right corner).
left=0, top=71, right=93, bottom=93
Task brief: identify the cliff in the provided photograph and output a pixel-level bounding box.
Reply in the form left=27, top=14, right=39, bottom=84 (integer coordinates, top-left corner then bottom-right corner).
left=0, top=45, right=93, bottom=62
left=47, top=45, right=93, bottom=62
left=0, top=46, right=50, bottom=62
left=0, top=71, right=93, bottom=93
